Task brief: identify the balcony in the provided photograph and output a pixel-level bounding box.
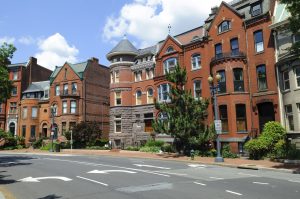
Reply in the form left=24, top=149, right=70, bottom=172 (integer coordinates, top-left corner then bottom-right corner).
left=60, top=90, right=80, bottom=98
left=210, top=51, right=246, bottom=66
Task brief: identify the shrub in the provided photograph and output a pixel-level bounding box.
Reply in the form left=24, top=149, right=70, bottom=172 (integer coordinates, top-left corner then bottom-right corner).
left=86, top=146, right=109, bottom=150
left=222, top=144, right=238, bottom=158
left=125, top=146, right=140, bottom=151
left=32, top=138, right=43, bottom=149
left=244, top=138, right=268, bottom=160
left=270, top=139, right=286, bottom=159
left=145, top=140, right=165, bottom=148
left=161, top=143, right=175, bottom=153
left=287, top=144, right=300, bottom=160
left=139, top=146, right=161, bottom=153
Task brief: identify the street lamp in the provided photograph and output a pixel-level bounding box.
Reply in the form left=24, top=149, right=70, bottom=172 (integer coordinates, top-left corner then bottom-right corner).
left=208, top=73, right=224, bottom=162
left=50, top=105, right=56, bottom=152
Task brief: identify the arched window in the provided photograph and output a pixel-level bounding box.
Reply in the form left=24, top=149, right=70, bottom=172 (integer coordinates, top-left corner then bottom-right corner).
left=136, top=90, right=142, bottom=105
left=218, top=20, right=231, bottom=33
left=166, top=46, right=174, bottom=53
left=147, top=88, right=153, bottom=104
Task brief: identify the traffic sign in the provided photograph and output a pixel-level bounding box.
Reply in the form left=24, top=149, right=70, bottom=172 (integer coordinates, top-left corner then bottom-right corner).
left=214, top=120, right=222, bottom=134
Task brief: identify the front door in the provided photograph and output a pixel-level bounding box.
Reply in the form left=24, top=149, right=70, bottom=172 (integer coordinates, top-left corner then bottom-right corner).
left=9, top=123, right=15, bottom=136
left=257, top=102, right=275, bottom=133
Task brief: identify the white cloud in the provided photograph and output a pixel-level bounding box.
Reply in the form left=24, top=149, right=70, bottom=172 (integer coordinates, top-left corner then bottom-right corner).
left=102, top=0, right=228, bottom=48
left=35, top=33, right=79, bottom=71
left=0, top=36, right=16, bottom=44
left=18, top=36, right=35, bottom=45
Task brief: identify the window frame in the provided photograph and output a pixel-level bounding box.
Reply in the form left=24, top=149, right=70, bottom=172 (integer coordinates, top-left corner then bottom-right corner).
left=283, top=70, right=290, bottom=91
left=158, top=84, right=170, bottom=102
left=114, top=70, right=120, bottom=83
left=251, top=3, right=262, bottom=17
left=55, top=85, right=60, bottom=96
left=136, top=90, right=142, bottom=105
left=63, top=84, right=68, bottom=95
left=11, top=87, right=17, bottom=96
left=215, top=43, right=222, bottom=58
left=295, top=66, right=300, bottom=88
left=72, top=82, right=77, bottom=94
left=191, top=54, right=201, bottom=70
left=62, top=101, right=68, bottom=114
left=285, top=104, right=294, bottom=131
left=70, top=100, right=77, bottom=114
left=10, top=102, right=17, bottom=114
left=135, top=71, right=142, bottom=82
left=146, top=68, right=154, bottom=79
left=147, top=88, right=154, bottom=104
left=230, top=38, right=239, bottom=55
left=235, top=104, right=247, bottom=132
left=219, top=105, right=229, bottom=132
left=31, top=107, right=38, bottom=119
left=163, top=58, right=177, bottom=74
left=254, top=30, right=264, bottom=53
left=218, top=70, right=226, bottom=93
left=114, top=115, right=122, bottom=133
left=193, top=80, right=202, bottom=100
left=218, top=20, right=231, bottom=33
left=115, top=91, right=122, bottom=106
left=13, top=71, right=18, bottom=80
left=22, top=107, right=28, bottom=119
left=30, top=125, right=36, bottom=138
left=257, top=64, right=267, bottom=90
left=233, top=68, right=244, bottom=92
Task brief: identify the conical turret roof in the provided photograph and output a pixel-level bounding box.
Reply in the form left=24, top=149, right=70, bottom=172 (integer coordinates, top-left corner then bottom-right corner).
left=106, top=38, right=138, bottom=60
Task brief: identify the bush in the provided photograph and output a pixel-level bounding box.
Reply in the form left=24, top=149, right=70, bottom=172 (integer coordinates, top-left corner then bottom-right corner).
left=145, top=140, right=165, bottom=148
left=244, top=138, right=268, bottom=160
left=287, top=144, right=300, bottom=160
left=32, top=138, right=43, bottom=149
left=161, top=143, right=175, bottom=153
left=94, top=138, right=109, bottom=147
left=199, top=149, right=217, bottom=157
left=125, top=146, right=140, bottom=151
left=269, top=139, right=286, bottom=159
left=222, top=144, right=238, bottom=158
left=86, top=146, right=109, bottom=150
left=139, top=146, right=161, bottom=153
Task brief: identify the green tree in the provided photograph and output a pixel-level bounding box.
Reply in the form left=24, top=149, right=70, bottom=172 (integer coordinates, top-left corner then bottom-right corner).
left=0, top=43, right=16, bottom=102
left=71, top=121, right=102, bottom=148
left=152, top=64, right=210, bottom=154
left=280, top=0, right=300, bottom=55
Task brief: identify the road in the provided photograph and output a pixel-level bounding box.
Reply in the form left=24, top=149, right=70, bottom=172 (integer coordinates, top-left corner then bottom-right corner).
left=0, top=152, right=299, bottom=199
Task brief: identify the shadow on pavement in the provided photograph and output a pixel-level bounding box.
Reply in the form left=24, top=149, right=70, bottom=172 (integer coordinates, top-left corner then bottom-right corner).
left=37, top=194, right=62, bottom=199
left=272, top=164, right=300, bottom=174
left=0, top=171, right=17, bottom=185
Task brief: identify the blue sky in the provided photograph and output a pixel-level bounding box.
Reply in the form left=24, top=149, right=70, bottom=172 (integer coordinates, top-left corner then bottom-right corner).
left=0, top=0, right=225, bottom=70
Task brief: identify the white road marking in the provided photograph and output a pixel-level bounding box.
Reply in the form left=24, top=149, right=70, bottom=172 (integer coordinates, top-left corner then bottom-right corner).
left=18, top=176, right=72, bottom=182
left=188, top=164, right=206, bottom=168
left=238, top=172, right=258, bottom=177
left=0, top=162, right=18, bottom=165
left=226, top=190, right=243, bottom=196
left=288, top=180, right=300, bottom=183
left=76, top=176, right=108, bottom=186
left=154, top=171, right=187, bottom=176
left=253, top=182, right=269, bottom=185
left=209, top=177, right=224, bottom=180
left=44, top=158, right=170, bottom=177
left=133, top=164, right=171, bottom=170
left=193, top=182, right=206, bottom=186
left=88, top=169, right=137, bottom=174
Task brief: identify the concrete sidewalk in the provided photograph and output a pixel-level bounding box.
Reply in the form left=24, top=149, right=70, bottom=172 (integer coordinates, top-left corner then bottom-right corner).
left=1, top=149, right=300, bottom=174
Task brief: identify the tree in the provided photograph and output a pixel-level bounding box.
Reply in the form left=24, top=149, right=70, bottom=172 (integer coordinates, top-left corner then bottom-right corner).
left=280, top=0, right=300, bottom=55
left=0, top=43, right=16, bottom=102
left=152, top=64, right=211, bottom=154
left=70, top=121, right=102, bottom=148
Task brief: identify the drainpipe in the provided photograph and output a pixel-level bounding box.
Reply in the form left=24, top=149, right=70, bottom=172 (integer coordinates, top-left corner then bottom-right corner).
left=244, top=21, right=254, bottom=135
left=273, top=30, right=284, bottom=126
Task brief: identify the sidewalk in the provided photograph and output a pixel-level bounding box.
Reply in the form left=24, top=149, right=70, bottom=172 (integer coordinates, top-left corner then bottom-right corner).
left=1, top=149, right=300, bottom=174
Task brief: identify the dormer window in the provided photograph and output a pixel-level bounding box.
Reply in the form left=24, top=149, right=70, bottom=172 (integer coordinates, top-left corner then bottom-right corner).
left=166, top=46, right=174, bottom=53
left=251, top=3, right=262, bottom=17
left=218, top=20, right=231, bottom=34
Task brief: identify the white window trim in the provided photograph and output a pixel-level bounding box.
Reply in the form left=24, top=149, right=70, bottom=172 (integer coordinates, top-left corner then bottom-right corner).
left=62, top=101, right=68, bottom=114
left=147, top=88, right=154, bottom=104
left=136, top=90, right=142, bottom=105
left=114, top=115, right=122, bottom=133
left=115, top=91, right=121, bottom=106
left=193, top=80, right=202, bottom=100
left=191, top=54, right=201, bottom=70
left=163, top=58, right=177, bottom=74
left=283, top=70, right=290, bottom=91
left=295, top=66, right=300, bottom=88
left=158, top=84, right=170, bottom=102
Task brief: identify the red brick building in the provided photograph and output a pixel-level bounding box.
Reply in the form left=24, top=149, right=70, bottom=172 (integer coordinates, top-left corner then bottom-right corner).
left=4, top=57, right=52, bottom=136
left=108, top=0, right=279, bottom=153
left=49, top=58, right=110, bottom=139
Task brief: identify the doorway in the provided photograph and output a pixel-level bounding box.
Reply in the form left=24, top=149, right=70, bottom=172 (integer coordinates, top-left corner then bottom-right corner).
left=9, top=122, right=15, bottom=136
left=257, top=102, right=275, bottom=133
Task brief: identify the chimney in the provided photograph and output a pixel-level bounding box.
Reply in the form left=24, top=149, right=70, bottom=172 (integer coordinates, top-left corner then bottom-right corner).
left=89, top=57, right=99, bottom=64
left=29, top=57, right=37, bottom=64
left=211, top=6, right=218, bottom=15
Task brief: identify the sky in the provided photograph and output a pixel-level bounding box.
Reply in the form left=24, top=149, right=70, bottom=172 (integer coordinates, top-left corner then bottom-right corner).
left=0, top=0, right=229, bottom=71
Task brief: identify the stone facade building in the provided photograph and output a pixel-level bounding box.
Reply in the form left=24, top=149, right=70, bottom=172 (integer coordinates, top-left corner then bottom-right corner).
left=108, top=0, right=279, bottom=153
left=49, top=58, right=110, bottom=139
left=270, top=1, right=300, bottom=147
left=4, top=57, right=52, bottom=136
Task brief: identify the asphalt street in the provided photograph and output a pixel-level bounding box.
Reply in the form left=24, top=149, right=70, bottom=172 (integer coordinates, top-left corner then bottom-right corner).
left=0, top=152, right=299, bottom=199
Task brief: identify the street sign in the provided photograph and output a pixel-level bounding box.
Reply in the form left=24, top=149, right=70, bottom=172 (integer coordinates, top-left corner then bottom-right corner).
left=214, top=120, right=222, bottom=134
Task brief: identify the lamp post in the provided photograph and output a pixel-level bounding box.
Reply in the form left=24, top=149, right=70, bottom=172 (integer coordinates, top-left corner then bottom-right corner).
left=50, top=105, right=56, bottom=152
left=208, top=73, right=224, bottom=162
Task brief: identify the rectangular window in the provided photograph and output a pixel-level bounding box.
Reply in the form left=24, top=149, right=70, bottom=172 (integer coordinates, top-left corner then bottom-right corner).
left=257, top=65, right=267, bottom=90
left=215, top=43, right=222, bottom=59
left=254, top=30, right=264, bottom=53
left=251, top=3, right=262, bottom=16
left=115, top=91, right=121, bottom=105
left=163, top=58, right=177, bottom=74
left=219, top=105, right=228, bottom=132
left=22, top=107, right=27, bottom=119
left=295, top=66, right=300, bottom=88
left=115, top=71, right=120, bottom=83
left=11, top=87, right=17, bottom=96
left=146, top=69, right=154, bottom=79
left=293, top=34, right=300, bottom=43
left=285, top=105, right=294, bottom=131
left=62, top=101, right=67, bottom=114
left=44, top=89, right=49, bottom=99
left=236, top=104, right=247, bottom=132
left=110, top=72, right=114, bottom=83
left=72, top=83, right=77, bottom=94
left=62, top=122, right=67, bottom=133
left=233, top=68, right=244, bottom=92
left=63, top=84, right=68, bottom=95
left=147, top=89, right=153, bottom=104
left=70, top=100, right=77, bottom=114
left=22, top=125, right=26, bottom=137
left=218, top=70, right=226, bottom=93
left=283, top=70, right=290, bottom=90
left=191, top=54, right=201, bottom=70
left=9, top=102, right=17, bottom=114
left=13, top=71, right=18, bottom=80
left=230, top=38, right=239, bottom=55
left=114, top=115, right=122, bottom=133
left=193, top=80, right=202, bottom=100
left=55, top=85, right=60, bottom=96
left=30, top=125, right=36, bottom=138
left=135, top=71, right=142, bottom=82
left=31, top=107, right=37, bottom=118
left=144, top=113, right=154, bottom=132
left=158, top=84, right=170, bottom=102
